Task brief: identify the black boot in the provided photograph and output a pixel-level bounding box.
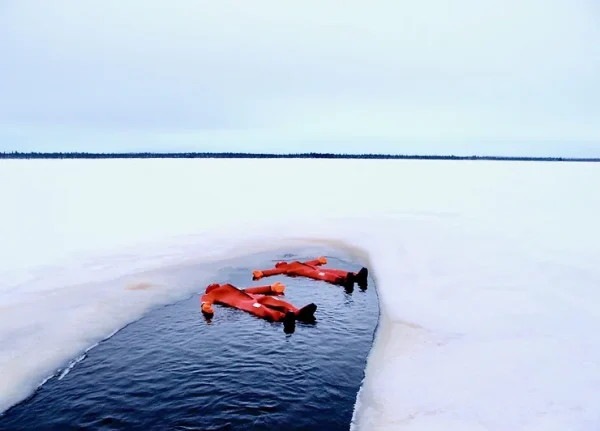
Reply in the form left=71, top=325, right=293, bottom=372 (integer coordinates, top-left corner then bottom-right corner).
left=356, top=267, right=369, bottom=289
left=343, top=272, right=355, bottom=291
left=283, top=311, right=296, bottom=333
left=296, top=303, right=317, bottom=322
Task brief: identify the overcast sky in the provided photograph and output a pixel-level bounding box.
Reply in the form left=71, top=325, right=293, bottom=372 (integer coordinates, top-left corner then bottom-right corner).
left=1, top=0, right=599, bottom=155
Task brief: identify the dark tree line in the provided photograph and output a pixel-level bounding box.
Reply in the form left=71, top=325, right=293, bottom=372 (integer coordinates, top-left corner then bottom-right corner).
left=0, top=151, right=598, bottom=162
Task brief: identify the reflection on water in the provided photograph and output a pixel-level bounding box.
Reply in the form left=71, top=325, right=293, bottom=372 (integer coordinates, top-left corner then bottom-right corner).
left=0, top=250, right=378, bottom=431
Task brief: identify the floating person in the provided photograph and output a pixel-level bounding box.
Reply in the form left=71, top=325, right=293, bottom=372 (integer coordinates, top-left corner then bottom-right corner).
left=200, top=282, right=317, bottom=333
left=251, top=257, right=369, bottom=291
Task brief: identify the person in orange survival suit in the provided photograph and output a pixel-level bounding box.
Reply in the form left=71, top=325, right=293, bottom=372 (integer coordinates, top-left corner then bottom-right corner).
left=252, top=257, right=368, bottom=291
left=200, top=282, right=317, bottom=333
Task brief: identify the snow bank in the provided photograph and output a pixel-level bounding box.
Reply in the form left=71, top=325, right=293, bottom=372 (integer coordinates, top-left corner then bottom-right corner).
left=1, top=159, right=599, bottom=430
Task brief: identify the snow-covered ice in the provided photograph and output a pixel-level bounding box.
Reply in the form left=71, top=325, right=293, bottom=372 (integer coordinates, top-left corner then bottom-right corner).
left=1, top=159, right=599, bottom=430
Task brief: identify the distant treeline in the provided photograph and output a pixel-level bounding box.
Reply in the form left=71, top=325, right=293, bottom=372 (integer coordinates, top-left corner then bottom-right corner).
left=1, top=151, right=599, bottom=162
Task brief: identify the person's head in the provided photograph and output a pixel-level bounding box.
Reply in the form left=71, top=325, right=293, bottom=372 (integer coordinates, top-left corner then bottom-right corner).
left=201, top=301, right=214, bottom=315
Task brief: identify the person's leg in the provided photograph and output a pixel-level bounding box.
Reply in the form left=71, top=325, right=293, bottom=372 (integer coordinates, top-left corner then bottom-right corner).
left=320, top=267, right=368, bottom=288
left=256, top=295, right=298, bottom=313
left=320, top=268, right=351, bottom=277
left=288, top=265, right=342, bottom=284
left=257, top=296, right=317, bottom=322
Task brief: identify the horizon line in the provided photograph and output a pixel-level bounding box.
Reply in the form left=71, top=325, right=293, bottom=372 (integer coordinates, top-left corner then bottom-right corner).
left=1, top=151, right=599, bottom=162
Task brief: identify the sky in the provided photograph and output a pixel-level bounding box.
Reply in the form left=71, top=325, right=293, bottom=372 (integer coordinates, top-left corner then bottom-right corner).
left=1, top=0, right=599, bottom=155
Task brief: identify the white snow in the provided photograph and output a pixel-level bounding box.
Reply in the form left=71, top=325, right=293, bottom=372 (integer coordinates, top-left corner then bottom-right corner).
left=1, top=159, right=599, bottom=430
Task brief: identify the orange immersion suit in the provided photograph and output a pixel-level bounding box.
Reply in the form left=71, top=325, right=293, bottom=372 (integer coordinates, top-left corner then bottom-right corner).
left=200, top=282, right=317, bottom=323
left=252, top=257, right=368, bottom=287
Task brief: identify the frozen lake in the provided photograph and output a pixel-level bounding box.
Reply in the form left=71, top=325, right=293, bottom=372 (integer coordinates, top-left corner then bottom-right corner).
left=1, top=158, right=599, bottom=430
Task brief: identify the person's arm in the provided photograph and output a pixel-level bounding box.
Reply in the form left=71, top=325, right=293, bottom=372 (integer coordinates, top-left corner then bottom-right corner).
left=243, top=282, right=285, bottom=295
left=303, top=256, right=328, bottom=266
left=252, top=266, right=288, bottom=280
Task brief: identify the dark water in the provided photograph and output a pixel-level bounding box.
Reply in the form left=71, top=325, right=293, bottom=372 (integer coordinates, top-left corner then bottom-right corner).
left=0, top=250, right=378, bottom=431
